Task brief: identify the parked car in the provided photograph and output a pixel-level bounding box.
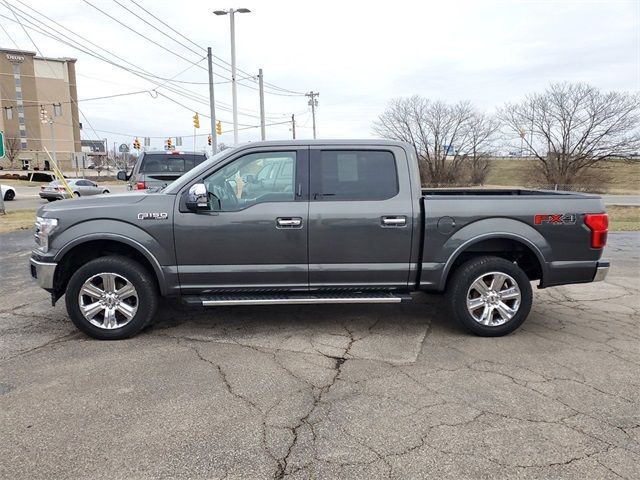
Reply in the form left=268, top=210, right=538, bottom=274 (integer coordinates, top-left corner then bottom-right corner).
left=30, top=140, right=609, bottom=340
left=39, top=179, right=110, bottom=201
left=117, top=150, right=208, bottom=191
left=1, top=184, right=16, bottom=201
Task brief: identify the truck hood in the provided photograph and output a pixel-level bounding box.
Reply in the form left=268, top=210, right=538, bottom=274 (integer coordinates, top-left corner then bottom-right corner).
left=37, top=191, right=148, bottom=216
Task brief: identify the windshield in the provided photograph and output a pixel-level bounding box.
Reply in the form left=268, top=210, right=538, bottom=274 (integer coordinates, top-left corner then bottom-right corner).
left=139, top=153, right=207, bottom=173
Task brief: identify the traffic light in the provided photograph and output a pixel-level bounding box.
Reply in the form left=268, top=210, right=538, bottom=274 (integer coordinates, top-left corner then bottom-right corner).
left=133, top=138, right=141, bottom=150
left=193, top=112, right=200, bottom=129
left=207, top=135, right=212, bottom=146
left=166, top=137, right=173, bottom=150
left=216, top=120, right=222, bottom=135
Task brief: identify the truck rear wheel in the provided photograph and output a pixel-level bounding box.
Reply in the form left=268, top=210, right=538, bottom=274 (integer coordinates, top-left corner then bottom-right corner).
left=65, top=255, right=158, bottom=340
left=447, top=256, right=533, bottom=336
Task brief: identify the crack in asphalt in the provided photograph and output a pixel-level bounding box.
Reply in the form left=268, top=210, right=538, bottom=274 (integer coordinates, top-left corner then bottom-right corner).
left=2, top=230, right=639, bottom=478
left=274, top=326, right=356, bottom=479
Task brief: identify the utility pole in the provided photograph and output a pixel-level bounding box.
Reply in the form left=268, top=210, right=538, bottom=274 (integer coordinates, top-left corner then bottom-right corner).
left=207, top=47, right=218, bottom=154
left=258, top=68, right=265, bottom=141
left=305, top=91, right=319, bottom=139
left=49, top=119, right=56, bottom=167
left=291, top=114, right=296, bottom=139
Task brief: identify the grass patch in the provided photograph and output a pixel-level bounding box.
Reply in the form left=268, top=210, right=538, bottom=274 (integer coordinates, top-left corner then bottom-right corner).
left=486, top=159, right=640, bottom=194
left=608, top=205, right=640, bottom=231
left=0, top=209, right=36, bottom=233
left=0, top=178, right=42, bottom=187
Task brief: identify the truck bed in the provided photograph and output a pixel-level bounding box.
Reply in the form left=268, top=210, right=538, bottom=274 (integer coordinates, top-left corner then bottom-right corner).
left=421, top=188, right=597, bottom=198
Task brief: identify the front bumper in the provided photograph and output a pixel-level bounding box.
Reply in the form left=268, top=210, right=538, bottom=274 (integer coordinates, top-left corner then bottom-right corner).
left=30, top=258, right=57, bottom=289
left=593, top=261, right=609, bottom=282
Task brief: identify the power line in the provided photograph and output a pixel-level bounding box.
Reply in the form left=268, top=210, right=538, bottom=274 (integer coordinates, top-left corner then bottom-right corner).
left=124, top=0, right=306, bottom=97
left=128, top=0, right=205, bottom=53
left=0, top=5, right=298, bottom=117
left=81, top=0, right=209, bottom=73
left=0, top=9, right=225, bottom=110
left=0, top=20, right=19, bottom=48
left=112, top=0, right=204, bottom=58
left=2, top=1, right=312, bottom=141
left=2, top=0, right=106, bottom=150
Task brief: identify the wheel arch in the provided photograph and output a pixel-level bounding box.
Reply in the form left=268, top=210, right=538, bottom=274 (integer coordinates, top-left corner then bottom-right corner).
left=53, top=234, right=168, bottom=299
left=439, top=230, right=549, bottom=291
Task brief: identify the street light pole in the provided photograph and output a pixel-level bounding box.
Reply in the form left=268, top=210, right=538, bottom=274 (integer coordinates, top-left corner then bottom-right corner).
left=214, top=8, right=251, bottom=145
left=258, top=68, right=266, bottom=141
left=229, top=9, right=238, bottom=144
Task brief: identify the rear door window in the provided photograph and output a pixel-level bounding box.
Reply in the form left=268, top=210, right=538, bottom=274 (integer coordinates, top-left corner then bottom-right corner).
left=139, top=154, right=207, bottom=173
left=311, top=150, right=399, bottom=201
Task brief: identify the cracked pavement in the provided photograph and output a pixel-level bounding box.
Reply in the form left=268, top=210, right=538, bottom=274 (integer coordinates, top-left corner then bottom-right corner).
left=1, top=230, right=639, bottom=479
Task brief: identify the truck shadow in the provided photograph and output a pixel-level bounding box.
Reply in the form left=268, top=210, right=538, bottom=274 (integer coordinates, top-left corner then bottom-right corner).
left=148, top=291, right=464, bottom=343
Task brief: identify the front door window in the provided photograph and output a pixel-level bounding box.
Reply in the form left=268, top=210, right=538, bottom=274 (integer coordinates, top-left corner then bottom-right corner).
left=203, top=151, right=296, bottom=211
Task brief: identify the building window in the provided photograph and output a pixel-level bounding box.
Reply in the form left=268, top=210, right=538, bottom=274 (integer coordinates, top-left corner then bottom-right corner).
left=53, top=103, right=62, bottom=116
left=4, top=107, right=12, bottom=120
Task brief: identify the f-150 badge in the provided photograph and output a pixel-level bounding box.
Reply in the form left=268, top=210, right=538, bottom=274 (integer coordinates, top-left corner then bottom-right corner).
left=534, top=214, right=576, bottom=225
left=137, top=212, right=168, bottom=220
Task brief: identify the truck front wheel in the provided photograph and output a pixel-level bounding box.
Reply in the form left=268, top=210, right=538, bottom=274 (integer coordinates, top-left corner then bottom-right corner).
left=65, top=255, right=158, bottom=340
left=447, top=256, right=533, bottom=336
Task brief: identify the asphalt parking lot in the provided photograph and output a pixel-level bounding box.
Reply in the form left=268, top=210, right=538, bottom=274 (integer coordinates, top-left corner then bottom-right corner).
left=1, top=230, right=639, bottom=479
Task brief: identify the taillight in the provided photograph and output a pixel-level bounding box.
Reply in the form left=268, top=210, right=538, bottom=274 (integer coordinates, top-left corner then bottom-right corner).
left=584, top=213, right=608, bottom=249
left=40, top=185, right=45, bottom=190
left=135, top=181, right=146, bottom=190
left=57, top=186, right=66, bottom=192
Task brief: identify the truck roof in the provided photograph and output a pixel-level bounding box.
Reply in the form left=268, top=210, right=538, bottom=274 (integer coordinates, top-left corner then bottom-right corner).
left=233, top=139, right=414, bottom=149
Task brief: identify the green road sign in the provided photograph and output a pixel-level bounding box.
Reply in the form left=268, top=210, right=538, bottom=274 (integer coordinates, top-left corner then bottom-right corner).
left=0, top=131, right=5, bottom=158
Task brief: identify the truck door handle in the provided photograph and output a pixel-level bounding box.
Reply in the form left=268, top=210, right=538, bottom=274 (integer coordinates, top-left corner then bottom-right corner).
left=276, top=217, right=303, bottom=229
left=381, top=216, right=407, bottom=227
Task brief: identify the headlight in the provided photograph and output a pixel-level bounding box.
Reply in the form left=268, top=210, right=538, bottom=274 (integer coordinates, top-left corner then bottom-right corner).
left=35, top=217, right=58, bottom=253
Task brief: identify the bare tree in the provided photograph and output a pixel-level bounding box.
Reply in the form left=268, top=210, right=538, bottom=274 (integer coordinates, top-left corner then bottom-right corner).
left=500, top=82, right=640, bottom=186
left=465, top=112, right=501, bottom=185
left=4, top=136, right=20, bottom=169
left=373, top=96, right=496, bottom=186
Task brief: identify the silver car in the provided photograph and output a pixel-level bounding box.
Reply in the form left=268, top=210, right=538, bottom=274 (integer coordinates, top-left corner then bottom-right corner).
left=39, top=179, right=110, bottom=201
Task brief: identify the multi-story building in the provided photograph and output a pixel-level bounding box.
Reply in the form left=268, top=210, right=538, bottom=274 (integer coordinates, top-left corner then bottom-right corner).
left=0, top=47, right=81, bottom=171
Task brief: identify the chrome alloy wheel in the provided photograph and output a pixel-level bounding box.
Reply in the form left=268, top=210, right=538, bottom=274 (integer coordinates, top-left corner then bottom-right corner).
left=78, top=272, right=139, bottom=329
left=466, top=271, right=521, bottom=326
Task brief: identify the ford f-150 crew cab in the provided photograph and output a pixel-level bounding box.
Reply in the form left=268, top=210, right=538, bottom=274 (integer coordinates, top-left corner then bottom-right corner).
left=30, top=140, right=610, bottom=340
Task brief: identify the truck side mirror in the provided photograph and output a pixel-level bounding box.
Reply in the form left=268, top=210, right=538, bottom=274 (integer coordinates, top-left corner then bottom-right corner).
left=185, top=183, right=209, bottom=211
left=116, top=170, right=128, bottom=181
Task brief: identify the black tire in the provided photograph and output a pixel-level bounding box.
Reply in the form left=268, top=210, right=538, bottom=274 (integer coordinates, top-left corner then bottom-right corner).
left=4, top=190, right=14, bottom=201
left=65, top=255, right=158, bottom=340
left=102, top=190, right=110, bottom=194
left=46, top=198, right=56, bottom=202
left=73, top=191, right=80, bottom=197
left=446, top=256, right=533, bottom=337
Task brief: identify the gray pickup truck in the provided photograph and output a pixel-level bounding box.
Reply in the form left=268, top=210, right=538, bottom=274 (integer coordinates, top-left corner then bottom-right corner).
left=30, top=140, right=610, bottom=340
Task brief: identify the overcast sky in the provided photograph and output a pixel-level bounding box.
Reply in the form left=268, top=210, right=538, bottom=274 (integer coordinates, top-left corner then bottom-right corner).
left=1, top=0, right=638, bottom=152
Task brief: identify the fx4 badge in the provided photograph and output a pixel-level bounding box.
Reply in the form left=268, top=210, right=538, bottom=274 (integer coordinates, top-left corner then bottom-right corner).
left=534, top=214, right=576, bottom=225
left=138, top=212, right=168, bottom=220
